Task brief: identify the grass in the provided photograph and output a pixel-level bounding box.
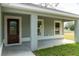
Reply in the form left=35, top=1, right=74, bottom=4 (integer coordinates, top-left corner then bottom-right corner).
left=33, top=31, right=75, bottom=56
left=64, top=31, right=74, bottom=40
left=33, top=43, right=79, bottom=56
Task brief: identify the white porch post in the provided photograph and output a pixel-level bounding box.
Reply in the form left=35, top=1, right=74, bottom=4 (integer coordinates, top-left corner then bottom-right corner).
left=75, top=20, right=79, bottom=42
left=30, top=14, right=38, bottom=51
left=0, top=5, right=2, bottom=56
left=0, top=5, right=2, bottom=45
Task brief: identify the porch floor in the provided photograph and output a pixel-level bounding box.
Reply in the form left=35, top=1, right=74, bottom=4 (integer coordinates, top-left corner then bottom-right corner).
left=1, top=39, right=75, bottom=56
left=2, top=42, right=35, bottom=56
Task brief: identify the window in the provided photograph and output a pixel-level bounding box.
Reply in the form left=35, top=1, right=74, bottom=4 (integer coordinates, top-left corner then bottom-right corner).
left=9, top=21, right=17, bottom=35
left=54, top=21, right=62, bottom=35
left=37, top=19, right=44, bottom=36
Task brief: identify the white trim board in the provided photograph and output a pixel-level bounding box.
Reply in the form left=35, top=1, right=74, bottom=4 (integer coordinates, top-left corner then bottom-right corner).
left=38, top=35, right=64, bottom=40
left=2, top=7, right=78, bottom=20
left=4, top=16, right=22, bottom=46
left=22, top=37, right=31, bottom=42
left=1, top=4, right=79, bottom=19
left=18, top=35, right=64, bottom=42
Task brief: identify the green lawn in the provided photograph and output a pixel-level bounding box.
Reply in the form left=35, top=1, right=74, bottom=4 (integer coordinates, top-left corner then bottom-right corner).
left=33, top=43, right=79, bottom=56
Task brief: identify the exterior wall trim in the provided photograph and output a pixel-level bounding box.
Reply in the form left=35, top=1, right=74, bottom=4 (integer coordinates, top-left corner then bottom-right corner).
left=4, top=15, right=22, bottom=46
left=12, top=35, right=64, bottom=42
left=22, top=37, right=31, bottom=42
left=2, top=7, right=78, bottom=20
left=1, top=4, right=79, bottom=19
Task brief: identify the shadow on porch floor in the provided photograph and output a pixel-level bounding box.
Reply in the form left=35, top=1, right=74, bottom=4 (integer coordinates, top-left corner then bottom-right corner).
left=2, top=42, right=35, bottom=56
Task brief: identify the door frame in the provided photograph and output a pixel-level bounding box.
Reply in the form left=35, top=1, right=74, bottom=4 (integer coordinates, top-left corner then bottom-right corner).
left=4, top=15, right=22, bottom=46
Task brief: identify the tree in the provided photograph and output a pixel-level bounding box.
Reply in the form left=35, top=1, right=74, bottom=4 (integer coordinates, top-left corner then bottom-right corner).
left=65, top=21, right=74, bottom=31
left=70, top=24, right=74, bottom=31
left=39, top=3, right=59, bottom=8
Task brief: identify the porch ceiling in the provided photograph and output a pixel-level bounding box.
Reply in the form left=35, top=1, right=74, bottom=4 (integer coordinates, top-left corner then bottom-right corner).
left=1, top=3, right=79, bottom=20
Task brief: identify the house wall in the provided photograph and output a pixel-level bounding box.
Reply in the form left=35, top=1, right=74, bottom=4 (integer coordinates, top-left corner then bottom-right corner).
left=2, top=13, right=31, bottom=39
left=38, top=39, right=64, bottom=49
left=44, top=18, right=54, bottom=36
left=38, top=16, right=64, bottom=36
left=2, top=13, right=64, bottom=42
left=38, top=16, right=64, bottom=49
left=2, top=13, right=64, bottom=50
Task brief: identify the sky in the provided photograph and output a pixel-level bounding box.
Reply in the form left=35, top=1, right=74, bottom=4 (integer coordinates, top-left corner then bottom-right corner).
left=34, top=3, right=79, bottom=15
left=55, top=3, right=79, bottom=15
left=53, top=3, right=78, bottom=26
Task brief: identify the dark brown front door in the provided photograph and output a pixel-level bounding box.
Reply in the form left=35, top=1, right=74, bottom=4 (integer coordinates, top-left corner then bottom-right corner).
left=7, top=19, right=19, bottom=44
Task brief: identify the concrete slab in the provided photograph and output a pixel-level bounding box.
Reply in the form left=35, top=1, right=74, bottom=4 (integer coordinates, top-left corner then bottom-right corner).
left=2, top=42, right=35, bottom=56
left=62, top=39, right=75, bottom=44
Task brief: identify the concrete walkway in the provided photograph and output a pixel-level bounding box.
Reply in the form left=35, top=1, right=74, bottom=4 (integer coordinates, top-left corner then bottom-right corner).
left=2, top=42, right=35, bottom=56
left=62, top=39, right=75, bottom=44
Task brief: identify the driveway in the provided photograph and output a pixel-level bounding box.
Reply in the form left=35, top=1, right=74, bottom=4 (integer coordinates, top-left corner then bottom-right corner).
left=2, top=42, right=35, bottom=56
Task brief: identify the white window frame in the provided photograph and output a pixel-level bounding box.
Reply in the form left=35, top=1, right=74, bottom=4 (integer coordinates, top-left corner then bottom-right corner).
left=4, top=16, right=22, bottom=46
left=37, top=19, right=44, bottom=36
left=54, top=20, right=62, bottom=35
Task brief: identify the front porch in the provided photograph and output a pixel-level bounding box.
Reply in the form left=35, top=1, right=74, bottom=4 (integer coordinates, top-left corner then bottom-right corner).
left=2, top=12, right=65, bottom=50
left=0, top=3, right=79, bottom=56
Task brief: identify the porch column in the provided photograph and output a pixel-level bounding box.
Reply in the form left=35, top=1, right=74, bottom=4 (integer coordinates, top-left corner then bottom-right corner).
left=0, top=5, right=2, bottom=56
left=30, top=14, right=38, bottom=51
left=0, top=5, right=2, bottom=45
left=75, top=20, right=79, bottom=42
